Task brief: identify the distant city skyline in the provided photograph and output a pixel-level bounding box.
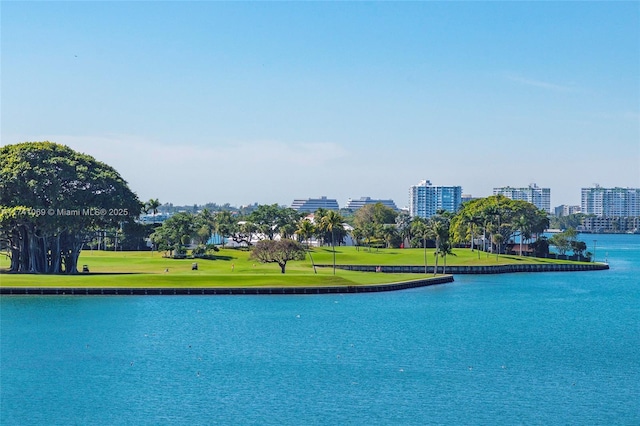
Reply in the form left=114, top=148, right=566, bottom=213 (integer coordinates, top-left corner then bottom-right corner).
left=2, top=2, right=638, bottom=207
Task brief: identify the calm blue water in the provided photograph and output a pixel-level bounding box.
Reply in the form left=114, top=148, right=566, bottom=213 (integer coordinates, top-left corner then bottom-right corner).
left=1, top=234, right=638, bottom=425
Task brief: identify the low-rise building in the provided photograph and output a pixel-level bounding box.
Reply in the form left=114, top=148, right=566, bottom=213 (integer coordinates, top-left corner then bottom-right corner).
left=579, top=216, right=640, bottom=233
left=344, top=197, right=398, bottom=211
left=290, top=196, right=340, bottom=212
left=554, top=205, right=581, bottom=217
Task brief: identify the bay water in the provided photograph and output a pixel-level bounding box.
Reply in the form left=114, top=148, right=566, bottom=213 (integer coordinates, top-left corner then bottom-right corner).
left=1, top=234, right=638, bottom=425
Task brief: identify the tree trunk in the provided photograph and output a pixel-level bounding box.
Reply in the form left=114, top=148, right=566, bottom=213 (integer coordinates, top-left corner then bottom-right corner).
left=423, top=239, right=427, bottom=275
left=52, top=233, right=62, bottom=273
left=332, top=231, right=336, bottom=275
left=10, top=240, right=20, bottom=271
left=279, top=262, right=286, bottom=274
left=28, top=233, right=38, bottom=273
left=519, top=232, right=523, bottom=257
left=433, top=237, right=440, bottom=276
left=307, top=240, right=317, bottom=274
left=67, top=241, right=82, bottom=274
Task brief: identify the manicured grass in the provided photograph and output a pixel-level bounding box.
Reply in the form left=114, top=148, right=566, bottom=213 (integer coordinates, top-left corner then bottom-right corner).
left=309, top=246, right=591, bottom=266
left=0, top=246, right=592, bottom=288
left=0, top=249, right=437, bottom=288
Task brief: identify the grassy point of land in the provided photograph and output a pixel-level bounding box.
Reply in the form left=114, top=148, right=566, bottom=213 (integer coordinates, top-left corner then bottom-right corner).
left=0, top=246, right=595, bottom=288
left=309, top=246, right=593, bottom=266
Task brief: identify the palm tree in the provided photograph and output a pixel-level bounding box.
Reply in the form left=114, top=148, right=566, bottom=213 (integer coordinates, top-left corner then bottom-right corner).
left=483, top=204, right=500, bottom=258
left=515, top=215, right=529, bottom=256
left=295, top=219, right=317, bottom=274
left=411, top=218, right=429, bottom=274
left=145, top=198, right=161, bottom=224
left=321, top=210, right=344, bottom=275
left=381, top=225, right=397, bottom=249
left=492, top=234, right=504, bottom=261
left=144, top=198, right=161, bottom=254
left=440, top=239, right=456, bottom=274
left=361, top=223, right=376, bottom=251
left=350, top=227, right=364, bottom=251
left=429, top=220, right=444, bottom=276
left=214, top=210, right=234, bottom=248
left=395, top=212, right=413, bottom=248
left=429, top=216, right=451, bottom=276
left=469, top=213, right=483, bottom=255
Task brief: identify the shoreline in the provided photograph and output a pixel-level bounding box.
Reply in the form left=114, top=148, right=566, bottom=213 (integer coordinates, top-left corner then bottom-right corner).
left=0, top=263, right=609, bottom=296
left=320, top=262, right=609, bottom=274
left=0, top=275, right=454, bottom=295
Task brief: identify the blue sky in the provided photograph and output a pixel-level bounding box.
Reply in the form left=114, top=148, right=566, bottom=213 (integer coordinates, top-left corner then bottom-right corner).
left=2, top=1, right=638, bottom=208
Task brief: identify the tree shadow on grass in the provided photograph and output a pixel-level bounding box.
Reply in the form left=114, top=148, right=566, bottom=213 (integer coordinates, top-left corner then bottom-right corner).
left=212, top=255, right=235, bottom=261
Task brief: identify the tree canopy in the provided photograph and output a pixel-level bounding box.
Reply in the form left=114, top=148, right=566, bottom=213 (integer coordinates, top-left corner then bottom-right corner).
left=249, top=239, right=306, bottom=273
left=450, top=195, right=549, bottom=253
left=0, top=142, right=142, bottom=273
left=248, top=204, right=302, bottom=240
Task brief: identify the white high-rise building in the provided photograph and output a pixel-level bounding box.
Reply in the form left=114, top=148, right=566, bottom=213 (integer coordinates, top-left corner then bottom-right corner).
left=493, top=184, right=551, bottom=213
left=581, top=186, right=640, bottom=217
left=409, top=180, right=462, bottom=218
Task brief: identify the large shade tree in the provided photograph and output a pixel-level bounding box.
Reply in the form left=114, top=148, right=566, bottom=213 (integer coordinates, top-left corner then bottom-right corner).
left=249, top=239, right=306, bottom=274
left=0, top=142, right=142, bottom=273
left=149, top=212, right=196, bottom=257
left=352, top=202, right=398, bottom=250
left=249, top=204, right=301, bottom=240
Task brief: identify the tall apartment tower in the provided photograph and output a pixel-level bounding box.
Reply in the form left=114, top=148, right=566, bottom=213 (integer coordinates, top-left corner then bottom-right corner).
left=409, top=180, right=462, bottom=218
left=581, top=185, right=640, bottom=217
left=493, top=183, right=551, bottom=213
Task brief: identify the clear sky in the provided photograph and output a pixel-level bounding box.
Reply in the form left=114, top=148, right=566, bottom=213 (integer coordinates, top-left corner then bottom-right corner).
left=2, top=1, right=639, bottom=208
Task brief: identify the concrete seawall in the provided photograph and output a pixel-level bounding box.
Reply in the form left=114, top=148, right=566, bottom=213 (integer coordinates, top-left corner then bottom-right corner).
left=318, top=263, right=609, bottom=274
left=0, top=275, right=454, bottom=296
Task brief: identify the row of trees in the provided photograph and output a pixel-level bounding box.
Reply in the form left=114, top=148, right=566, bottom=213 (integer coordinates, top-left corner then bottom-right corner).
left=450, top=195, right=550, bottom=257
left=149, top=205, right=345, bottom=250
left=141, top=195, right=568, bottom=275
left=0, top=142, right=587, bottom=275
left=147, top=205, right=350, bottom=273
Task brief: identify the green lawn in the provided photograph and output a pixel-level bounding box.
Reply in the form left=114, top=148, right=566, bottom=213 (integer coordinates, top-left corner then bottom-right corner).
left=0, top=246, right=591, bottom=288
left=309, top=246, right=589, bottom=266
left=0, top=249, right=436, bottom=288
